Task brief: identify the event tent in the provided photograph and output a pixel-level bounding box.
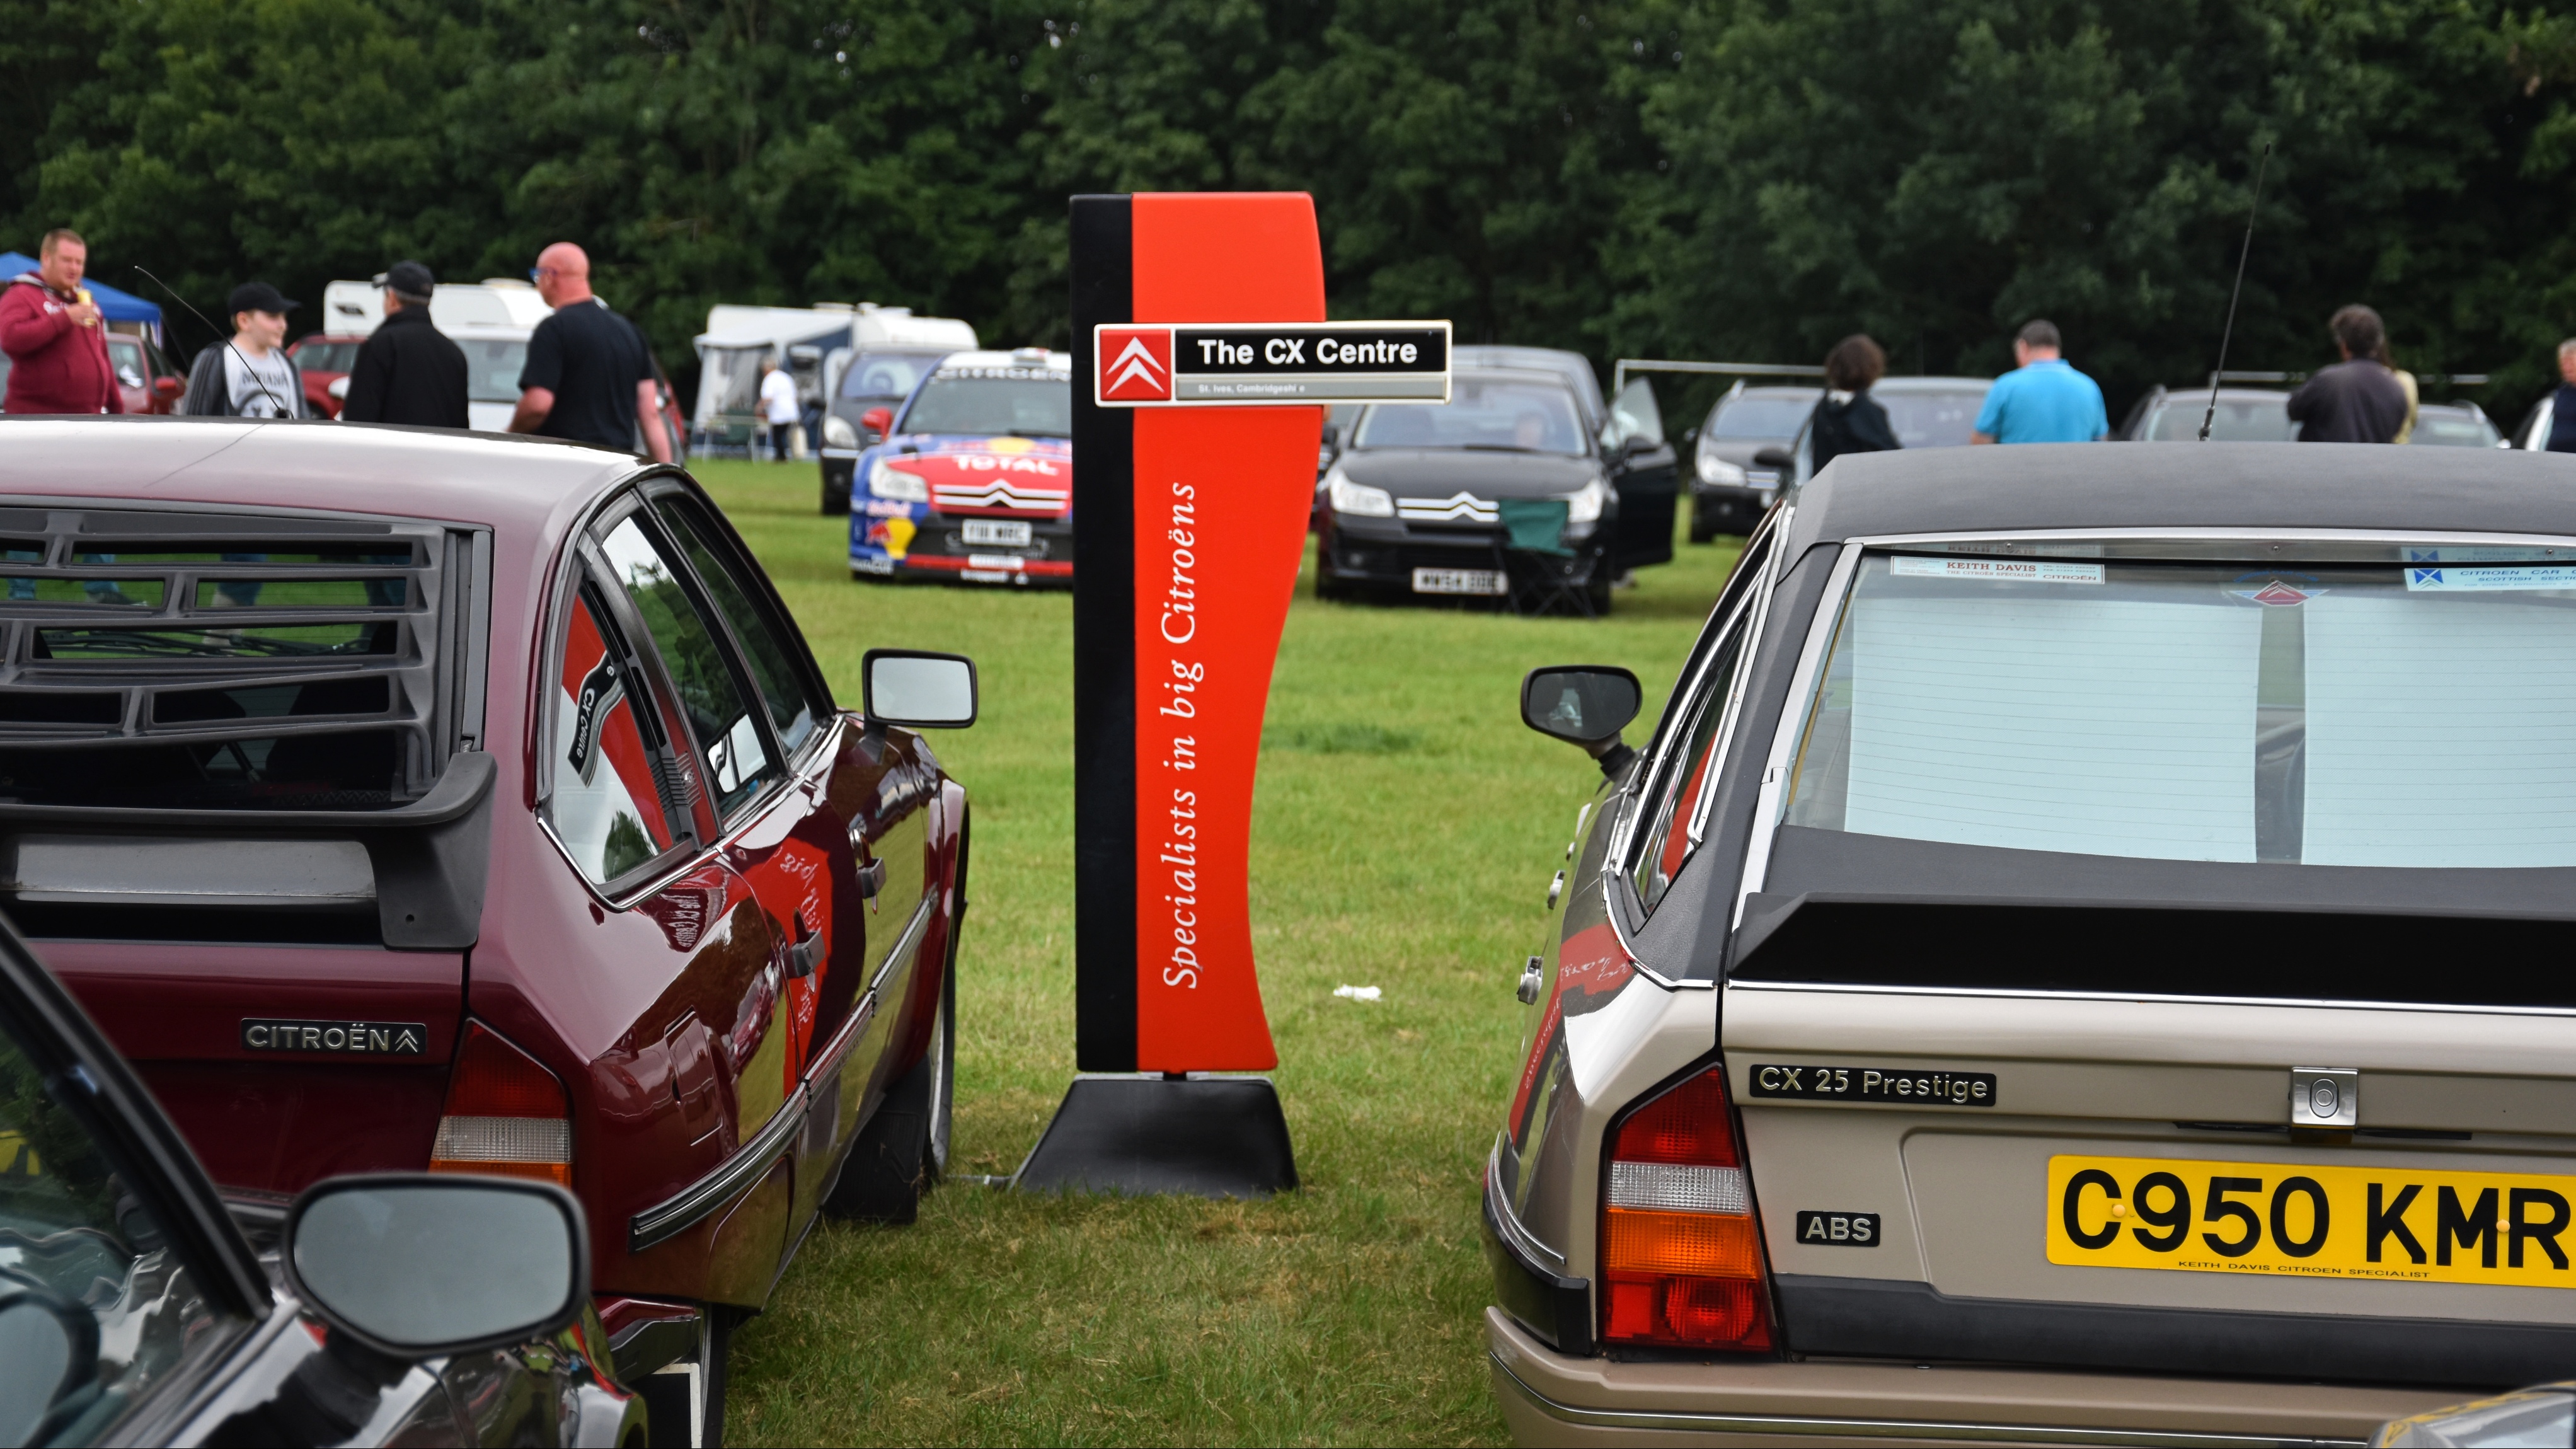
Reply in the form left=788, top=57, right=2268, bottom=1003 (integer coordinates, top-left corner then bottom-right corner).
left=0, top=253, right=166, bottom=337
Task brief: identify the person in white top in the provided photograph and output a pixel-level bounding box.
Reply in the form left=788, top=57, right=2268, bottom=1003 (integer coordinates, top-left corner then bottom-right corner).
left=758, top=357, right=800, bottom=461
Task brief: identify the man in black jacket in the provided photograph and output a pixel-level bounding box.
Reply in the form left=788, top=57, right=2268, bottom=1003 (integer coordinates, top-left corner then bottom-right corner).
left=341, top=261, right=467, bottom=429
left=2286, top=304, right=2408, bottom=444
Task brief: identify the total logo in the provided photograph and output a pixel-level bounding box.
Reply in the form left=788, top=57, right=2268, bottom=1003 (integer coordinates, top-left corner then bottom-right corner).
left=1098, top=326, right=1173, bottom=403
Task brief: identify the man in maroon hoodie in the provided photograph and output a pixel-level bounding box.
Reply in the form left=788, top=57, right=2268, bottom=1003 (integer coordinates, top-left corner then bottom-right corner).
left=2, top=229, right=124, bottom=415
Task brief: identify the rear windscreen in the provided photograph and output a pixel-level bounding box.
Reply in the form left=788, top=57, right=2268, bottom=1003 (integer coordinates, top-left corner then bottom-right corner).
left=1784, top=552, right=2576, bottom=869
left=899, top=375, right=1071, bottom=437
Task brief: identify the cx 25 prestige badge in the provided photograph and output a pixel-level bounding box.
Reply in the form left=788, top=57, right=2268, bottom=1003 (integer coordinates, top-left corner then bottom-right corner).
left=241, top=1019, right=427, bottom=1056
left=1751, top=1064, right=1997, bottom=1107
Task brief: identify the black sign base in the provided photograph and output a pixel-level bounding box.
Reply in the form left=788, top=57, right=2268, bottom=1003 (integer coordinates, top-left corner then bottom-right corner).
left=1014, top=1076, right=1298, bottom=1199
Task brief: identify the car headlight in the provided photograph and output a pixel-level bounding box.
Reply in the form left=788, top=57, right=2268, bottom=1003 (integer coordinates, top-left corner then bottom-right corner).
left=1326, top=468, right=1394, bottom=518
left=868, top=458, right=928, bottom=502
left=824, top=415, right=858, bottom=448
left=1562, top=477, right=1608, bottom=526
left=1698, top=453, right=1748, bottom=487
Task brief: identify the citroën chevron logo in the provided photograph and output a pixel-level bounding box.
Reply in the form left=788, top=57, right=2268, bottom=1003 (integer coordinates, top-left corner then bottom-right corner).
left=1098, top=327, right=1173, bottom=402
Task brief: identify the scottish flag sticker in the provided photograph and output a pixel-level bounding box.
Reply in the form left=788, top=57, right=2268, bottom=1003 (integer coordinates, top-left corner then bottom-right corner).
left=2403, top=564, right=2576, bottom=591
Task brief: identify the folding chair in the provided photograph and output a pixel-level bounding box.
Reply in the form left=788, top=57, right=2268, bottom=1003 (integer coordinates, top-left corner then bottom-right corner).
left=1494, top=497, right=1594, bottom=618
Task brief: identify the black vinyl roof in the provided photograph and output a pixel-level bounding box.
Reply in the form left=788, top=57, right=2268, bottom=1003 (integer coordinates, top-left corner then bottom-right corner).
left=1787, top=441, right=2576, bottom=550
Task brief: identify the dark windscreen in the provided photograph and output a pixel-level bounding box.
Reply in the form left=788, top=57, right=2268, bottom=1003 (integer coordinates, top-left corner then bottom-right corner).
left=839, top=350, right=949, bottom=401
left=899, top=372, right=1071, bottom=437
left=1709, top=395, right=1814, bottom=439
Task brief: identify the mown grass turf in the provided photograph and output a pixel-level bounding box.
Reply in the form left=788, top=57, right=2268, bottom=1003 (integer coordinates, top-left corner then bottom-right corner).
left=694, top=458, right=1739, bottom=1446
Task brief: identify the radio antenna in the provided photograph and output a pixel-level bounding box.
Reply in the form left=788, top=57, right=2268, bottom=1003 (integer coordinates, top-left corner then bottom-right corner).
left=2199, top=142, right=2274, bottom=442
left=127, top=266, right=291, bottom=418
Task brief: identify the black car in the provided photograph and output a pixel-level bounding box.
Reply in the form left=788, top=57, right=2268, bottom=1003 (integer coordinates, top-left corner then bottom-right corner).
left=1688, top=384, right=1816, bottom=542
left=1316, top=366, right=1624, bottom=611
left=818, top=348, right=961, bottom=514
left=0, top=911, right=636, bottom=1446
left=1454, top=345, right=1682, bottom=572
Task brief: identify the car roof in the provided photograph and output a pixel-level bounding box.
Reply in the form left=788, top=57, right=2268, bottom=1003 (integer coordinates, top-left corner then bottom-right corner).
left=934, top=349, right=1069, bottom=374
left=0, top=417, right=641, bottom=540
left=1867, top=374, right=1993, bottom=391
left=2153, top=385, right=2286, bottom=401
left=1451, top=345, right=1602, bottom=418
left=1791, top=442, right=2576, bottom=550
left=1725, top=385, right=1824, bottom=400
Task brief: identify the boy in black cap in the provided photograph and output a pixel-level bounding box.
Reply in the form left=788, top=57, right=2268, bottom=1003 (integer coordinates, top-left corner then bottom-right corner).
left=341, top=260, right=467, bottom=429
left=181, top=281, right=306, bottom=419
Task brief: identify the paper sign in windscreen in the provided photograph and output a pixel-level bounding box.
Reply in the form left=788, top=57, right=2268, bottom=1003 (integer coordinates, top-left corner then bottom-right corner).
left=1845, top=597, right=2262, bottom=861
left=2303, top=594, right=2576, bottom=867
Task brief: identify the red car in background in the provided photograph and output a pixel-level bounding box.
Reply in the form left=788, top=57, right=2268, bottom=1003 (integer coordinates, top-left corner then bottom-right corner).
left=288, top=332, right=363, bottom=417
left=0, top=419, right=977, bottom=1446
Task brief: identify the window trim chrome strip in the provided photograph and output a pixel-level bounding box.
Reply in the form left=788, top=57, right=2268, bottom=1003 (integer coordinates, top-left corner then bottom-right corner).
left=1487, top=1351, right=2360, bottom=1448
left=629, top=1083, right=808, bottom=1253
left=1727, top=976, right=2576, bottom=1019
left=1730, top=540, right=1861, bottom=929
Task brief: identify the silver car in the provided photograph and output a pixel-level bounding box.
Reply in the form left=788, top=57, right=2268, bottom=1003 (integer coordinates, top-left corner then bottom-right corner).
left=1489, top=441, right=2576, bottom=1444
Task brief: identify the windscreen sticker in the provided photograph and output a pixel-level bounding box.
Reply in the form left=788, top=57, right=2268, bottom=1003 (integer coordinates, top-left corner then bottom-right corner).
left=2405, top=565, right=2576, bottom=592
left=2405, top=547, right=2574, bottom=564
left=1890, top=557, right=2103, bottom=585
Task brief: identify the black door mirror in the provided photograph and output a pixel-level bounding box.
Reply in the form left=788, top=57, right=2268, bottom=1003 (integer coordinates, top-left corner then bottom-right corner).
left=864, top=649, right=979, bottom=728
left=1521, top=666, right=1643, bottom=777
left=285, top=1175, right=589, bottom=1359
left=1320, top=422, right=1340, bottom=449
left=1751, top=446, right=1795, bottom=471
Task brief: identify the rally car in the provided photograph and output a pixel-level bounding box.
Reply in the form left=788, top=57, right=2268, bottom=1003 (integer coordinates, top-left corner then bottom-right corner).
left=847, top=347, right=1072, bottom=587
left=1490, top=442, right=2576, bottom=1444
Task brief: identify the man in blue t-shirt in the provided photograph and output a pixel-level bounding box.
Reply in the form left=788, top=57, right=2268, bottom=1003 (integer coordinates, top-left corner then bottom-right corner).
left=1971, top=320, right=2108, bottom=444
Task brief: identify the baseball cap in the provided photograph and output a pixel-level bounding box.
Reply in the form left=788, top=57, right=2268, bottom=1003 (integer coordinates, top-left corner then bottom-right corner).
left=372, top=260, right=435, bottom=299
left=227, top=281, right=297, bottom=316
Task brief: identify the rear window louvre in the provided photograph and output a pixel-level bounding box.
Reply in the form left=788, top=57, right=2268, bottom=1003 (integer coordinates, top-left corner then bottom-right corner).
left=0, top=505, right=488, bottom=812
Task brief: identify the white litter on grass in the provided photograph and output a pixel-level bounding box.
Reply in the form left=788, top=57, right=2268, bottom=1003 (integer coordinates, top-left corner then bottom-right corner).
left=1333, top=984, right=1383, bottom=1002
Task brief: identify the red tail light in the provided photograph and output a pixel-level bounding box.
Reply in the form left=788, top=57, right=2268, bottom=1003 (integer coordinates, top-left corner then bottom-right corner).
left=1600, top=1066, right=1774, bottom=1350
left=428, top=1022, right=572, bottom=1188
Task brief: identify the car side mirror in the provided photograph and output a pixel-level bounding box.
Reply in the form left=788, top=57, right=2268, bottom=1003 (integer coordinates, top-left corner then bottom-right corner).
left=1521, top=665, right=1643, bottom=778
left=1752, top=446, right=1794, bottom=470
left=0, top=1281, right=98, bottom=1445
left=1320, top=422, right=1340, bottom=449
left=860, top=406, right=894, bottom=440
left=1622, top=431, right=1660, bottom=456
left=327, top=376, right=350, bottom=400
left=152, top=376, right=181, bottom=400
left=285, top=1175, right=587, bottom=1360
left=864, top=649, right=978, bottom=729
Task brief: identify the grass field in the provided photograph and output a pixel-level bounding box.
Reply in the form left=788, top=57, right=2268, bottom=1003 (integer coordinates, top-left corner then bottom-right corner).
left=692, top=459, right=1742, bottom=1446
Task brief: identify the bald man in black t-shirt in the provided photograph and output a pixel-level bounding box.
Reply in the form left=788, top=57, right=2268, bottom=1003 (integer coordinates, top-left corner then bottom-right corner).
left=508, top=243, right=672, bottom=461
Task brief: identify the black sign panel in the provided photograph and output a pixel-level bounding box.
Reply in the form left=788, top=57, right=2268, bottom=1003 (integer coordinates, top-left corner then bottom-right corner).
left=1748, top=1063, right=1996, bottom=1107
left=1093, top=320, right=1452, bottom=406
left=241, top=1019, right=428, bottom=1056
left=1794, top=1211, right=1882, bottom=1246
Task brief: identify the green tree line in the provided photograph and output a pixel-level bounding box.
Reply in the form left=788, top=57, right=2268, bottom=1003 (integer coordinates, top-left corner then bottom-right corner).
left=8, top=0, right=2576, bottom=424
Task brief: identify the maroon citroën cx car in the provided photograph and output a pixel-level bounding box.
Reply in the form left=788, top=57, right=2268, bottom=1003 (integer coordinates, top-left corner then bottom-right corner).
left=0, top=418, right=975, bottom=1446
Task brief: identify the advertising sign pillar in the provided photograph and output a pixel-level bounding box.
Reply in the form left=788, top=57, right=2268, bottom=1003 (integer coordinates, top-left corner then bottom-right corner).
left=1017, top=192, right=1448, bottom=1196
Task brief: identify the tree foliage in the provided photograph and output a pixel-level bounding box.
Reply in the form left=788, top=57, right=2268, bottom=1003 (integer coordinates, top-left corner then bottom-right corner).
left=7, top=0, right=2576, bottom=419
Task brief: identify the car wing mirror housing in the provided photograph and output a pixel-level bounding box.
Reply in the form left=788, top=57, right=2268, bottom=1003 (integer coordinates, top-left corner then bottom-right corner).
left=1751, top=446, right=1795, bottom=471
left=285, top=1174, right=588, bottom=1361
left=864, top=649, right=979, bottom=729
left=1521, top=665, right=1643, bottom=778
left=860, top=406, right=894, bottom=440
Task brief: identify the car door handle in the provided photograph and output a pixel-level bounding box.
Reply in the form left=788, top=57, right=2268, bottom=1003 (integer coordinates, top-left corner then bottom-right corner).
left=786, top=917, right=824, bottom=979
left=856, top=857, right=886, bottom=900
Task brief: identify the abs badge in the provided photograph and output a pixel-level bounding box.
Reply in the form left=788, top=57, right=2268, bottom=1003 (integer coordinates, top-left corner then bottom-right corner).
left=1795, top=1211, right=1881, bottom=1247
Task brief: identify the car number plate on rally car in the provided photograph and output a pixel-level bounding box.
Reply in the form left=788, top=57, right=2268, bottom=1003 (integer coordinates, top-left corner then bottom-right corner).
left=2047, top=1153, right=2576, bottom=1290
left=1412, top=567, right=1505, bottom=596
left=960, top=519, right=1032, bottom=548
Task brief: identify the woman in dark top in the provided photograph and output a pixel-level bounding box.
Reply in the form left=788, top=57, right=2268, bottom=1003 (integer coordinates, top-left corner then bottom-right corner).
left=1808, top=333, right=1900, bottom=471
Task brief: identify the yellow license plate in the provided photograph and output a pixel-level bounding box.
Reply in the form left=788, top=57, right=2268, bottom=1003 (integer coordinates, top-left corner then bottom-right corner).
left=2047, top=1154, right=2576, bottom=1290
